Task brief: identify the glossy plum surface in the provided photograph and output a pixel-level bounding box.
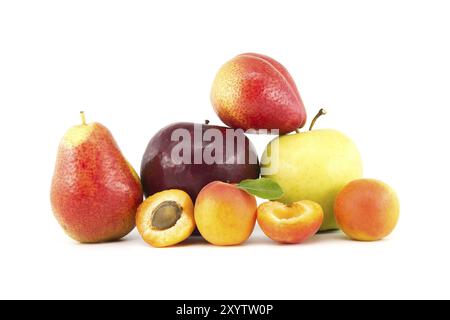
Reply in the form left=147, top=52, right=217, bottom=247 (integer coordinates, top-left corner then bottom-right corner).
left=141, top=122, right=260, bottom=201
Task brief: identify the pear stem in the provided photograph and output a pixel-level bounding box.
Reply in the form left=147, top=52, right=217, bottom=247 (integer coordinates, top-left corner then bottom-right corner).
left=309, top=108, right=327, bottom=131
left=80, top=111, right=87, bottom=125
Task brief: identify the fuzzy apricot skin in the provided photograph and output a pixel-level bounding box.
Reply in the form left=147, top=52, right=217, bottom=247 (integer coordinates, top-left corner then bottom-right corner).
left=334, top=179, right=400, bottom=241
left=257, top=200, right=323, bottom=244
left=194, top=181, right=257, bottom=246
left=136, top=189, right=195, bottom=248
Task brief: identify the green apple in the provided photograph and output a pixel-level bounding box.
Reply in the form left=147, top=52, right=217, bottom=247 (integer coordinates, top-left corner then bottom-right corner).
left=261, top=110, right=363, bottom=231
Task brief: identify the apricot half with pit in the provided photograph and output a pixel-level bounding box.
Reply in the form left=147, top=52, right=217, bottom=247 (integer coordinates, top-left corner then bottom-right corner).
left=136, top=189, right=195, bottom=247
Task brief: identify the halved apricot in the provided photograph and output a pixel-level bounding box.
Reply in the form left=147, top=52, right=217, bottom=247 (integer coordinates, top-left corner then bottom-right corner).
left=136, top=189, right=195, bottom=247
left=257, top=200, right=323, bottom=244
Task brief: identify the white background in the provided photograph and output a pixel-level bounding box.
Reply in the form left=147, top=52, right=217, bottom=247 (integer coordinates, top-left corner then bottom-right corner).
left=1, top=0, right=449, bottom=300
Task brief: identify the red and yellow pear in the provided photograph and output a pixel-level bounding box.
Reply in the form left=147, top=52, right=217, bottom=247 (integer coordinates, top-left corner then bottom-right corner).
left=211, top=53, right=307, bottom=134
left=50, top=112, right=143, bottom=243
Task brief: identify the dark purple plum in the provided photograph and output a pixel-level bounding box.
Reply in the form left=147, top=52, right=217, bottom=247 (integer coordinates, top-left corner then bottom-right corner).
left=141, top=122, right=260, bottom=201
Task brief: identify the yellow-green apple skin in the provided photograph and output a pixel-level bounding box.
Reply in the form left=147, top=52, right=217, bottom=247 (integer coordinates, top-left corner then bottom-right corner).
left=261, top=129, right=363, bottom=230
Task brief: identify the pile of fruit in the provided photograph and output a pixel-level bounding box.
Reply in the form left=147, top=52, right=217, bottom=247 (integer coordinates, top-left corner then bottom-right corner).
left=50, top=53, right=400, bottom=247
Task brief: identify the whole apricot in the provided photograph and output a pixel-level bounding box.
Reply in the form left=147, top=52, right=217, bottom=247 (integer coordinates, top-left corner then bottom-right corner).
left=194, top=181, right=257, bottom=246
left=334, top=179, right=400, bottom=241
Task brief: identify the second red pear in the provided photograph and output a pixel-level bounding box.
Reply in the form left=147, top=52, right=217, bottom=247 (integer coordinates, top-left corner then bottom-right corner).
left=211, top=53, right=307, bottom=134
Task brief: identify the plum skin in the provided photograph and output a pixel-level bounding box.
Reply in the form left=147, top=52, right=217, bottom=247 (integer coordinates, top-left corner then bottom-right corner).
left=140, top=122, right=260, bottom=201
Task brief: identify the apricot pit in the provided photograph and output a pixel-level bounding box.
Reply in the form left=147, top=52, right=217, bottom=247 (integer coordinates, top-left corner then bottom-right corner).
left=151, top=201, right=182, bottom=230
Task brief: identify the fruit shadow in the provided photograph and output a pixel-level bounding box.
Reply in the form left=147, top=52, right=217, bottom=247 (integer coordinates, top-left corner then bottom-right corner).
left=154, top=235, right=274, bottom=248
left=177, top=236, right=210, bottom=247
left=156, top=230, right=352, bottom=248
left=72, top=237, right=134, bottom=246
left=310, top=231, right=394, bottom=244
left=306, top=230, right=349, bottom=244
left=247, top=230, right=349, bottom=246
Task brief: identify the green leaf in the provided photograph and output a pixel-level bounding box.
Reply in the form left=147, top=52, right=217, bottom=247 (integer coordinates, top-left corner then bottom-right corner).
left=237, top=178, right=284, bottom=200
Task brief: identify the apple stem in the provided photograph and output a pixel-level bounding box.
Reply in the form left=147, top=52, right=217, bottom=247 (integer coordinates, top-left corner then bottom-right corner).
left=205, top=119, right=210, bottom=125
left=80, top=111, right=87, bottom=125
left=309, top=108, right=327, bottom=131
